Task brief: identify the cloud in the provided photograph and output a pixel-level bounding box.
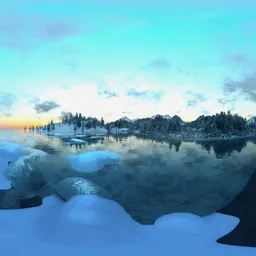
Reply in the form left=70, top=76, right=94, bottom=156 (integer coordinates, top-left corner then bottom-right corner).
left=0, top=5, right=144, bottom=51
left=185, top=91, right=207, bottom=107
left=0, top=93, right=16, bottom=108
left=217, top=97, right=237, bottom=112
left=122, top=111, right=133, bottom=114
left=148, top=59, right=171, bottom=70
left=0, top=12, right=91, bottom=50
left=37, top=21, right=82, bottom=40
left=177, top=68, right=192, bottom=75
left=224, top=53, right=249, bottom=64
left=200, top=108, right=210, bottom=115
left=222, top=74, right=256, bottom=102
left=127, top=89, right=165, bottom=101
left=101, top=90, right=118, bottom=99
left=66, top=61, right=77, bottom=69
left=34, top=100, right=60, bottom=114
left=223, top=53, right=256, bottom=74
left=0, top=93, right=16, bottom=117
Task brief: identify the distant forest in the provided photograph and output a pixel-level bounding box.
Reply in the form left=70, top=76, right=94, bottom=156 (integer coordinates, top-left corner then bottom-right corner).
left=107, top=111, right=255, bottom=135
left=26, top=111, right=255, bottom=135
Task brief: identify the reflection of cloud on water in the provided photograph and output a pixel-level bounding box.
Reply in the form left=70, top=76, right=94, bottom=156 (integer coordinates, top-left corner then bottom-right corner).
left=10, top=133, right=256, bottom=224
left=181, top=148, right=209, bottom=168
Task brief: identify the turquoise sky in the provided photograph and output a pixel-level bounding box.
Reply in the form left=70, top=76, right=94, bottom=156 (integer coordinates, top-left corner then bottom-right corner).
left=0, top=0, right=255, bottom=127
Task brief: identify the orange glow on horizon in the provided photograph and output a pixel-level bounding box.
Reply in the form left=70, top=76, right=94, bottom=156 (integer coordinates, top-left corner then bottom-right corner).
left=0, top=116, right=60, bottom=130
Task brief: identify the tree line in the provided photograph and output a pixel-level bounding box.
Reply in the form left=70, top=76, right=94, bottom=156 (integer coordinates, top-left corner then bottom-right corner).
left=26, top=111, right=255, bottom=135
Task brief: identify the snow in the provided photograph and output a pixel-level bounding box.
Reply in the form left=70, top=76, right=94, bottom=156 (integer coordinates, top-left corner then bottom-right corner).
left=40, top=124, right=107, bottom=137
left=67, top=150, right=124, bottom=173
left=0, top=142, right=27, bottom=189
left=119, top=116, right=132, bottom=122
left=110, top=127, right=130, bottom=134
left=0, top=135, right=256, bottom=255
left=3, top=148, right=47, bottom=180
left=151, top=114, right=172, bottom=120
left=247, top=116, right=256, bottom=125
left=70, top=138, right=85, bottom=144
left=119, top=116, right=137, bottom=122
left=89, top=135, right=104, bottom=139
left=0, top=194, right=256, bottom=255
left=75, top=135, right=87, bottom=138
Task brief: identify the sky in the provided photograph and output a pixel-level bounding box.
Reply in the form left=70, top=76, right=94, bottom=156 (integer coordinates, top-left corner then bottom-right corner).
left=0, top=0, right=256, bottom=129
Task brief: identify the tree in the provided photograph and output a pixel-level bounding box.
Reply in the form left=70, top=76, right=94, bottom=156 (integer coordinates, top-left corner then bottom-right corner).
left=76, top=118, right=82, bottom=128
left=100, top=117, right=105, bottom=127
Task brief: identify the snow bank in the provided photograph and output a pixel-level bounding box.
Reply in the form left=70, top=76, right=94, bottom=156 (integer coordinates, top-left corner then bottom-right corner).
left=0, top=135, right=256, bottom=255
left=0, top=194, right=255, bottom=256
left=0, top=142, right=27, bottom=189
left=67, top=150, right=124, bottom=173
left=40, top=124, right=108, bottom=137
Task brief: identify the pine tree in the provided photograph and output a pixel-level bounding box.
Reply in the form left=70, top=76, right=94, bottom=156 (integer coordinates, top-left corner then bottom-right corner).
left=76, top=118, right=81, bottom=128
left=100, top=117, right=105, bottom=127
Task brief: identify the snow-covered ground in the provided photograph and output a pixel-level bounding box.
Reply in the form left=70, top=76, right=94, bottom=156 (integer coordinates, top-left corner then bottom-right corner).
left=39, top=124, right=108, bottom=137
left=110, top=127, right=130, bottom=134
left=0, top=137, right=256, bottom=255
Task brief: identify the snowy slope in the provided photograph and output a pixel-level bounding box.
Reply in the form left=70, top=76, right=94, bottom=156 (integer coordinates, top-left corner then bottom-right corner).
left=151, top=114, right=172, bottom=120
left=119, top=116, right=132, bottom=122
left=247, top=116, right=256, bottom=126
left=119, top=116, right=137, bottom=122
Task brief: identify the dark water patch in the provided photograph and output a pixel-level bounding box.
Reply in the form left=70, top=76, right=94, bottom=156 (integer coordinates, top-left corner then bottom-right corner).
left=82, top=157, right=256, bottom=224
left=20, top=196, right=42, bottom=208
left=34, top=143, right=61, bottom=155
left=217, top=168, right=256, bottom=247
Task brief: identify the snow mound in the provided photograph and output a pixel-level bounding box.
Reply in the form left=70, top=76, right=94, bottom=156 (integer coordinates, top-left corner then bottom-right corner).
left=67, top=150, right=124, bottom=173
left=53, top=177, right=112, bottom=201
left=0, top=142, right=28, bottom=189
left=4, top=149, right=47, bottom=181
left=0, top=194, right=255, bottom=255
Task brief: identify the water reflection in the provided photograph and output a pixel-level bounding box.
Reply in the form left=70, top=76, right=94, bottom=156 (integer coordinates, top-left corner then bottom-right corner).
left=195, top=139, right=248, bottom=158
left=1, top=132, right=256, bottom=225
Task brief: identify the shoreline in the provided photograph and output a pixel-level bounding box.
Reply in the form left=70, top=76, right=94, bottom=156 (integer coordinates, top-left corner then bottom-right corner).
left=181, top=134, right=256, bottom=142
left=38, top=127, right=256, bottom=143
